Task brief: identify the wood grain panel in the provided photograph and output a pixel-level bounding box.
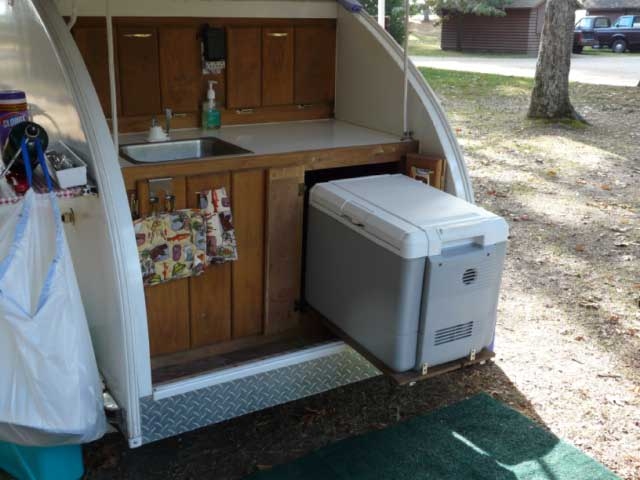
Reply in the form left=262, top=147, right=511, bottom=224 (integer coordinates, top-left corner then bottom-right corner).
left=159, top=26, right=202, bottom=113
left=264, top=165, right=305, bottom=334
left=294, top=25, right=336, bottom=105
left=72, top=25, right=112, bottom=117
left=231, top=170, right=266, bottom=338
left=139, top=176, right=189, bottom=357
left=226, top=27, right=262, bottom=109
left=145, top=280, right=191, bottom=356
left=187, top=173, right=232, bottom=347
left=122, top=141, right=418, bottom=187
left=117, top=26, right=162, bottom=116
left=262, top=27, right=294, bottom=106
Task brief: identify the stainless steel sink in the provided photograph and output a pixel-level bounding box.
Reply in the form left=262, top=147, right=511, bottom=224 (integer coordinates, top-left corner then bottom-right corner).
left=120, top=137, right=252, bottom=164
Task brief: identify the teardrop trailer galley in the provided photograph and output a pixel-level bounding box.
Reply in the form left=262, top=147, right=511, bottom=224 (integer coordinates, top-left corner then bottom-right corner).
left=3, top=0, right=507, bottom=448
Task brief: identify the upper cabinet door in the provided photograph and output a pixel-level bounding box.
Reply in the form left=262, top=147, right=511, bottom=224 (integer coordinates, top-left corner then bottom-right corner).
left=227, top=27, right=262, bottom=109
left=117, top=26, right=162, bottom=117
left=159, top=26, right=202, bottom=113
left=294, top=24, right=336, bottom=105
left=262, top=27, right=294, bottom=107
left=72, top=25, right=112, bottom=117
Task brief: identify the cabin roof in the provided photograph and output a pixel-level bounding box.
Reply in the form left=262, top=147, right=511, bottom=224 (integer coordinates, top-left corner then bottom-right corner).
left=580, top=0, right=640, bottom=8
left=507, top=0, right=546, bottom=9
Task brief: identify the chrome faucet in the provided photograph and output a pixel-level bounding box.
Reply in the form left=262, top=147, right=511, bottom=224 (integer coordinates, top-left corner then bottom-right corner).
left=164, top=108, right=172, bottom=138
left=164, top=108, right=188, bottom=138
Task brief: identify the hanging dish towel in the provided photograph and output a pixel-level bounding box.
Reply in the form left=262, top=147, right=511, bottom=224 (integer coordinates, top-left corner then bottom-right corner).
left=199, top=188, right=238, bottom=264
left=0, top=138, right=106, bottom=446
left=134, top=210, right=207, bottom=286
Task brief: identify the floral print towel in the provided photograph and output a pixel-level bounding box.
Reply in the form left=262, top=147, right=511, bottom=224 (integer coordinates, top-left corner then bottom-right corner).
left=134, top=187, right=238, bottom=286
left=135, top=210, right=207, bottom=286
left=199, top=188, right=238, bottom=264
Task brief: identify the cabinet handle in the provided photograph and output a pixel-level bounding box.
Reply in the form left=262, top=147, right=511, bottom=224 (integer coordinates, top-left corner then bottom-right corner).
left=123, top=33, right=152, bottom=39
left=235, top=108, right=255, bottom=115
left=267, top=32, right=289, bottom=37
left=297, top=104, right=313, bottom=110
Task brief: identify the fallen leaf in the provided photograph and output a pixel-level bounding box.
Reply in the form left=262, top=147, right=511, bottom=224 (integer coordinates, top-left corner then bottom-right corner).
left=600, top=184, right=611, bottom=191
left=575, top=335, right=585, bottom=341
left=575, top=244, right=586, bottom=252
left=547, top=170, right=557, bottom=177
left=608, top=315, right=620, bottom=323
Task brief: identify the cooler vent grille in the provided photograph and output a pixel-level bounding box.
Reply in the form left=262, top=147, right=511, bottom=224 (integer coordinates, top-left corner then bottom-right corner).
left=434, top=321, right=473, bottom=346
left=462, top=268, right=478, bottom=285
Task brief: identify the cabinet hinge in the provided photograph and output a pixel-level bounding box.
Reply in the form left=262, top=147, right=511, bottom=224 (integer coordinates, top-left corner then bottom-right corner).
left=298, top=183, right=307, bottom=196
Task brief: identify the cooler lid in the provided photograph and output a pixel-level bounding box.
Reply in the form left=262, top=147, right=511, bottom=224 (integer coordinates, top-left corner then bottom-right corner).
left=309, top=174, right=509, bottom=258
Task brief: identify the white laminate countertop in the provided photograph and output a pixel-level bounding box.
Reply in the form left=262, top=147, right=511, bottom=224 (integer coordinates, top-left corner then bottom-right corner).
left=118, top=119, right=404, bottom=168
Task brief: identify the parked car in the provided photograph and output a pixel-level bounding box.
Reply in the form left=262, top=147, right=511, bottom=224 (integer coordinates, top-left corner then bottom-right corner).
left=573, top=16, right=611, bottom=53
left=594, top=15, right=640, bottom=53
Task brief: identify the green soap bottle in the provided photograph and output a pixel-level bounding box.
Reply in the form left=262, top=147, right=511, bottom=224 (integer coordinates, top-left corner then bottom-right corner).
left=202, top=80, right=221, bottom=129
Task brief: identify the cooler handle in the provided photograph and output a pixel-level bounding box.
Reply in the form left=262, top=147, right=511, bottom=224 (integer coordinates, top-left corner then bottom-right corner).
left=437, top=222, right=487, bottom=247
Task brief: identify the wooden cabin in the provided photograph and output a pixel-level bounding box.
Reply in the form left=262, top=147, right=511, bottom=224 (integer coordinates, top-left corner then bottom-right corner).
left=440, top=0, right=546, bottom=55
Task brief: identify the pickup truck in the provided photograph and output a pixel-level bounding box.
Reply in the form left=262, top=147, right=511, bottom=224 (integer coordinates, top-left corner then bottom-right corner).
left=573, top=16, right=611, bottom=53
left=593, top=15, right=640, bottom=53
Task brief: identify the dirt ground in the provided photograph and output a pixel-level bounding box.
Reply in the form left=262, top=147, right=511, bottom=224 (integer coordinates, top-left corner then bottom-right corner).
left=4, top=73, right=637, bottom=480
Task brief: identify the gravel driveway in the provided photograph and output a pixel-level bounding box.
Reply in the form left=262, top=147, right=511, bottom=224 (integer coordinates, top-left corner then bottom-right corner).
left=411, top=53, right=640, bottom=87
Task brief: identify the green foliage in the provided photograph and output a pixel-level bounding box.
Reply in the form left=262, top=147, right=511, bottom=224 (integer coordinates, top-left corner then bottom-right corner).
left=361, top=0, right=408, bottom=45
left=426, top=0, right=512, bottom=17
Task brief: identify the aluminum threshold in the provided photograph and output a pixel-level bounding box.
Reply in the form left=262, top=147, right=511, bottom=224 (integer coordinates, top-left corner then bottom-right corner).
left=152, top=340, right=348, bottom=401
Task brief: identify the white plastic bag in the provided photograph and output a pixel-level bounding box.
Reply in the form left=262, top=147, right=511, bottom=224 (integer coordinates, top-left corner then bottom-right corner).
left=0, top=139, right=106, bottom=446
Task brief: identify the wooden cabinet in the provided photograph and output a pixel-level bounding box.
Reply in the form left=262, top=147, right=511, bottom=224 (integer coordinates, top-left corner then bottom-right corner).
left=231, top=170, right=266, bottom=338
left=187, top=173, right=232, bottom=348
left=265, top=166, right=305, bottom=334
left=262, top=27, right=294, bottom=106
left=139, top=170, right=269, bottom=354
left=159, top=26, right=202, bottom=113
left=136, top=177, right=191, bottom=357
left=294, top=25, right=336, bottom=105
left=117, top=26, right=162, bottom=117
left=73, top=18, right=336, bottom=131
left=72, top=25, right=112, bottom=117
left=226, top=27, right=262, bottom=109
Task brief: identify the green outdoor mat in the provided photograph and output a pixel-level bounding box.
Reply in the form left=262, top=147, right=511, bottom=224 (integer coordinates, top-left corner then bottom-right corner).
left=248, top=393, right=619, bottom=480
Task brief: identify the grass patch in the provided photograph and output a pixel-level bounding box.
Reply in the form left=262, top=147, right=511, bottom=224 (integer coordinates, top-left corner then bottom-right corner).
left=578, top=47, right=616, bottom=56
left=408, top=30, right=452, bottom=57
left=419, top=68, right=533, bottom=97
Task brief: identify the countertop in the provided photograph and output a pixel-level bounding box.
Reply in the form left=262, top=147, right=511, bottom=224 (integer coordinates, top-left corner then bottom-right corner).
left=119, top=119, right=404, bottom=168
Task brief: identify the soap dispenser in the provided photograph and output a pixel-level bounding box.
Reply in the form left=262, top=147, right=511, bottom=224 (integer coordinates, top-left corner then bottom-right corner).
left=202, top=80, right=221, bottom=130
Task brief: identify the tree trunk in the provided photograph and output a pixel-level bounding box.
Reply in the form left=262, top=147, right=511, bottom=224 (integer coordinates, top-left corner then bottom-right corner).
left=528, top=0, right=582, bottom=120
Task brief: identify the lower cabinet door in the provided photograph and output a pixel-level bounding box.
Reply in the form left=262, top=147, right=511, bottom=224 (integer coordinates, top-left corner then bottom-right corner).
left=187, top=173, right=233, bottom=348
left=138, top=176, right=191, bottom=357
left=265, top=165, right=305, bottom=334
left=231, top=169, right=266, bottom=338
left=145, top=280, right=191, bottom=356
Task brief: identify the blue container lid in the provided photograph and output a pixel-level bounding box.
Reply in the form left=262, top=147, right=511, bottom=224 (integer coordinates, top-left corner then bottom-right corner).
left=0, top=90, right=26, bottom=101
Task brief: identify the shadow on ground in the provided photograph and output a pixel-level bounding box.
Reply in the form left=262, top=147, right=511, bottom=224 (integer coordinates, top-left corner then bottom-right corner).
left=83, top=363, right=543, bottom=480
